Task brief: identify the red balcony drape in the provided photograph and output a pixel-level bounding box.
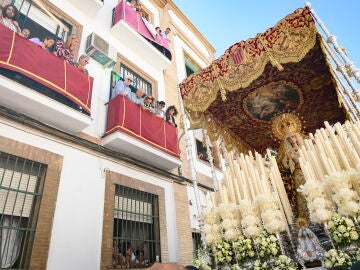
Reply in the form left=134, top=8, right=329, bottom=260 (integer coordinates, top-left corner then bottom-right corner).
left=106, top=95, right=180, bottom=157
left=0, top=24, right=93, bottom=113
left=112, top=0, right=171, bottom=52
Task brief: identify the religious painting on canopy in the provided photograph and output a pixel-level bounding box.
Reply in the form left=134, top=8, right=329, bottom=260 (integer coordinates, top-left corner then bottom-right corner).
left=244, top=81, right=302, bottom=121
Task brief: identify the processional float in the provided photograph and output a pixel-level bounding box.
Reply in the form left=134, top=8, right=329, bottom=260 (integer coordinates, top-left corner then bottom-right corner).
left=178, top=3, right=360, bottom=269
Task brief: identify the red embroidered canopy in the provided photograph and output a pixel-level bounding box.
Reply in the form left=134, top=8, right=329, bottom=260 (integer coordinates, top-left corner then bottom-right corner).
left=179, top=7, right=346, bottom=153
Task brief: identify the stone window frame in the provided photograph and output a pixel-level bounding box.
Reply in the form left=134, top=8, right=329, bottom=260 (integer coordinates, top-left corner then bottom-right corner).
left=101, top=171, right=168, bottom=270
left=0, top=135, right=63, bottom=270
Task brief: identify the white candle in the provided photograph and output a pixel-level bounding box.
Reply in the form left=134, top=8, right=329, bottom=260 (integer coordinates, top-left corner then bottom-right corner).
left=324, top=121, right=351, bottom=170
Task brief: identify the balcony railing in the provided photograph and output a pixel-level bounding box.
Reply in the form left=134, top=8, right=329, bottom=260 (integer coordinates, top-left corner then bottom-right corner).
left=0, top=24, right=93, bottom=133
left=111, top=0, right=172, bottom=62
left=103, top=95, right=181, bottom=170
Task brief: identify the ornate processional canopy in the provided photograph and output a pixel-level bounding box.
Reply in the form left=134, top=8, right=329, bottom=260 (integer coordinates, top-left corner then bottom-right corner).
left=179, top=7, right=346, bottom=153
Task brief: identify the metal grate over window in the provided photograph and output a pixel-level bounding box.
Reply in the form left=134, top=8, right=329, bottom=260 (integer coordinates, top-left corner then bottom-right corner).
left=119, top=64, right=152, bottom=96
left=113, top=185, right=160, bottom=269
left=192, top=232, right=201, bottom=257
left=0, top=151, right=46, bottom=269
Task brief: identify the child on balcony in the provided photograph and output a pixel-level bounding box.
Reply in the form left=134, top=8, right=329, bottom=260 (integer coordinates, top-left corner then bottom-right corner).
left=29, top=36, right=55, bottom=51
left=75, top=54, right=90, bottom=75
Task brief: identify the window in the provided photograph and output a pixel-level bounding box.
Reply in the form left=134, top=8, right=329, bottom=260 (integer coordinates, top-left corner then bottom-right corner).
left=184, top=54, right=200, bottom=77
left=196, top=139, right=209, bottom=163
left=0, top=151, right=46, bottom=269
left=1, top=0, right=76, bottom=48
left=119, top=64, right=152, bottom=96
left=113, top=185, right=160, bottom=268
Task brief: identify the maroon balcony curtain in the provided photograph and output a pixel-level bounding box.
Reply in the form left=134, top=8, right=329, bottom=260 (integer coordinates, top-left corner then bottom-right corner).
left=0, top=24, right=93, bottom=113
left=106, top=95, right=180, bottom=157
left=112, top=0, right=171, bottom=51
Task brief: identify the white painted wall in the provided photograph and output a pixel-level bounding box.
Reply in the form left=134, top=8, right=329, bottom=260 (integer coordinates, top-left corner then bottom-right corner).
left=0, top=120, right=179, bottom=269
left=47, top=0, right=167, bottom=138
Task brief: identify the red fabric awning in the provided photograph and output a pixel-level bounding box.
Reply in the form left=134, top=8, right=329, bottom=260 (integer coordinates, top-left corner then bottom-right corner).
left=0, top=24, right=93, bottom=113
left=113, top=0, right=171, bottom=52
left=106, top=95, right=180, bottom=157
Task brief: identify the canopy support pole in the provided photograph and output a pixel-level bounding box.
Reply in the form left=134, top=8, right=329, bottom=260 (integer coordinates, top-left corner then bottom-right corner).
left=177, top=86, right=206, bottom=249
left=202, top=126, right=219, bottom=191
left=306, top=2, right=360, bottom=96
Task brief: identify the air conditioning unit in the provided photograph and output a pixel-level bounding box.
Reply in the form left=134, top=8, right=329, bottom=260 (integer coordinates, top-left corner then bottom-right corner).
left=85, top=32, right=116, bottom=68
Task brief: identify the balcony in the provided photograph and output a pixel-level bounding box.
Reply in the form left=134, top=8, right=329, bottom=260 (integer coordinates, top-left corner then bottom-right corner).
left=111, top=0, right=171, bottom=70
left=103, top=95, right=181, bottom=170
left=71, top=0, right=104, bottom=14
left=0, top=24, right=93, bottom=134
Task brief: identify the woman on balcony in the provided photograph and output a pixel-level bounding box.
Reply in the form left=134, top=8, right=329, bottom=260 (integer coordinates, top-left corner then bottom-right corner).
left=54, top=35, right=79, bottom=66
left=165, top=105, right=178, bottom=127
left=143, top=95, right=155, bottom=113
left=0, top=4, right=20, bottom=33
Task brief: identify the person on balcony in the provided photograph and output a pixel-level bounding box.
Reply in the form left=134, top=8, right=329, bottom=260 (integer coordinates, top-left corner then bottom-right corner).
left=161, top=27, right=171, bottom=41
left=165, top=105, right=178, bottom=127
left=54, top=35, right=79, bottom=66
left=155, top=101, right=166, bottom=119
left=20, top=28, right=30, bottom=39
left=29, top=36, right=55, bottom=51
left=112, top=75, right=133, bottom=99
left=75, top=54, right=89, bottom=75
left=128, top=88, right=145, bottom=105
left=143, top=95, right=155, bottom=113
left=0, top=4, right=20, bottom=33
left=128, top=0, right=141, bottom=12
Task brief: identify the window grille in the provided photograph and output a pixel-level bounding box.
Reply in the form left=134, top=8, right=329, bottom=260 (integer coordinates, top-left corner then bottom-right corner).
left=0, top=151, right=46, bottom=269
left=113, top=185, right=160, bottom=268
left=192, top=232, right=201, bottom=257
left=119, top=64, right=152, bottom=96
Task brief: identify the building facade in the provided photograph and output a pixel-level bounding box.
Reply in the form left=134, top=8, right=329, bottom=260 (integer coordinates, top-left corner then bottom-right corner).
left=0, top=0, right=222, bottom=269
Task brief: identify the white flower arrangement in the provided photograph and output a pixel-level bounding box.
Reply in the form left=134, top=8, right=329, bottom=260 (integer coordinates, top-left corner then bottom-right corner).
left=232, top=235, right=255, bottom=262
left=253, top=259, right=270, bottom=270
left=324, top=171, right=352, bottom=193
left=273, top=255, right=297, bottom=270
left=218, top=203, right=238, bottom=220
left=218, top=203, right=241, bottom=242
left=193, top=247, right=212, bottom=270
left=333, top=188, right=360, bottom=218
left=356, top=248, right=360, bottom=261
left=323, top=248, right=352, bottom=269
left=239, top=200, right=262, bottom=239
left=328, top=213, right=359, bottom=247
left=254, top=230, right=279, bottom=259
left=325, top=170, right=360, bottom=218
left=213, top=241, right=233, bottom=266
left=202, top=207, right=222, bottom=246
left=298, top=180, right=333, bottom=224
left=255, top=194, right=286, bottom=234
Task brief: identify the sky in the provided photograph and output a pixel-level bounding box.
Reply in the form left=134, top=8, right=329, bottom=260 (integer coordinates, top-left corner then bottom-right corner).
left=172, top=0, right=360, bottom=67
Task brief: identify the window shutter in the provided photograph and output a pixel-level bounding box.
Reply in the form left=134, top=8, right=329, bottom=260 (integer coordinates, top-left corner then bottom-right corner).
left=0, top=168, right=38, bottom=217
